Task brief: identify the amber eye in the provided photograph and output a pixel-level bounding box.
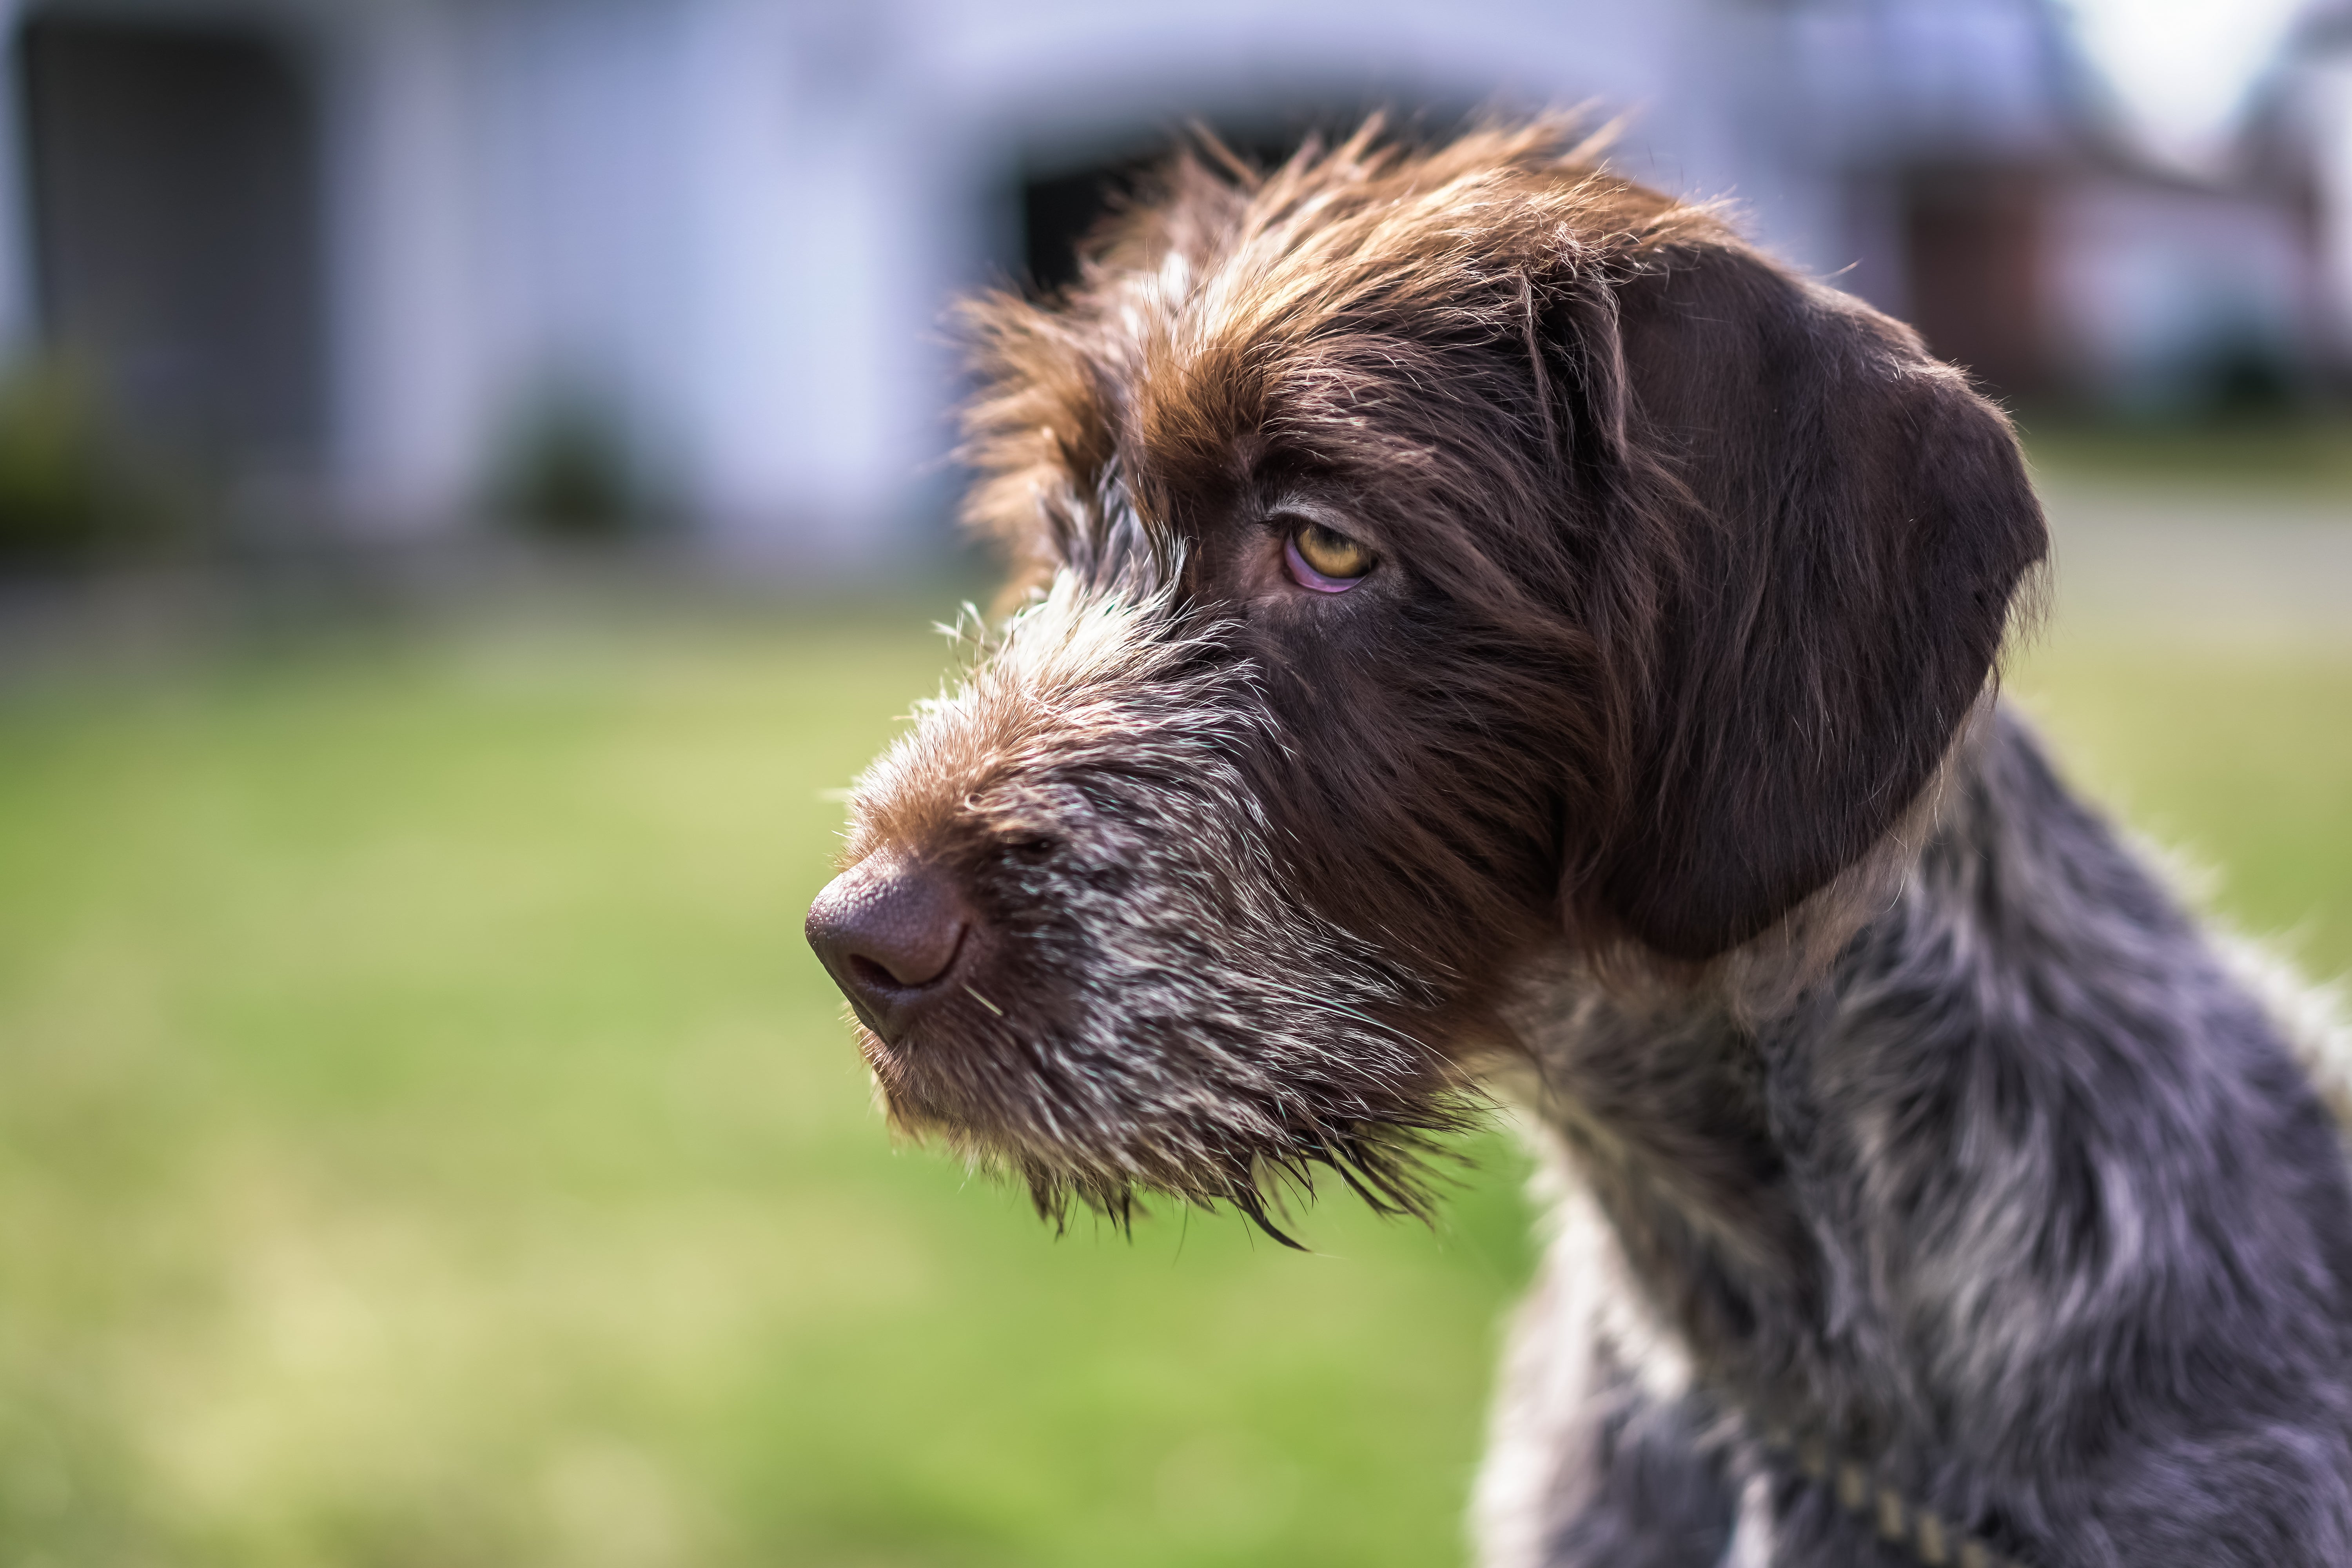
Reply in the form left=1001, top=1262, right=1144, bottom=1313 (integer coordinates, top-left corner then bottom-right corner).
left=1284, top=518, right=1374, bottom=591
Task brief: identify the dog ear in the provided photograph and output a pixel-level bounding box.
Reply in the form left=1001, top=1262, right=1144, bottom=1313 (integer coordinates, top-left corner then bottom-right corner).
left=1578, top=245, right=2047, bottom=962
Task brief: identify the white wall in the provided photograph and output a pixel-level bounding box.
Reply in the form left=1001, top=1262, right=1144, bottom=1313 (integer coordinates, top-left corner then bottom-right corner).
left=673, top=0, right=939, bottom=564
left=648, top=0, right=1746, bottom=568
left=329, top=0, right=974, bottom=561
left=2297, top=56, right=2352, bottom=366
left=0, top=0, right=1880, bottom=565
left=328, top=0, right=485, bottom=531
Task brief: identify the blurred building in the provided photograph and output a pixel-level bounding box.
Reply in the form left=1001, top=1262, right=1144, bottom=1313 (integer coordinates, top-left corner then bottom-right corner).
left=0, top=0, right=2342, bottom=569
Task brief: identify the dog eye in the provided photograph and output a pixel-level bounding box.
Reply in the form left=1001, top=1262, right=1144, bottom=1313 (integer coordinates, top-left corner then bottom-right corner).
left=1283, top=518, right=1374, bottom=592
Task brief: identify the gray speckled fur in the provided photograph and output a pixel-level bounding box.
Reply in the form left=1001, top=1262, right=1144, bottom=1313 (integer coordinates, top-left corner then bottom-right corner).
left=1475, top=705, right=2352, bottom=1567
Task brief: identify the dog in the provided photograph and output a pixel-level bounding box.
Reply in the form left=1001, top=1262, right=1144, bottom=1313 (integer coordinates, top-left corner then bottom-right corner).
left=804, top=117, right=2352, bottom=1566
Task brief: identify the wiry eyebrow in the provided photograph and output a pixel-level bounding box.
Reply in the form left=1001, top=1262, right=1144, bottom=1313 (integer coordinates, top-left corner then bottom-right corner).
left=1261, top=495, right=1363, bottom=539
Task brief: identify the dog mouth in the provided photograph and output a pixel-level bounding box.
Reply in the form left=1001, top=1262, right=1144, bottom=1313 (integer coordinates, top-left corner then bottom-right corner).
left=818, top=888, right=1468, bottom=1241
left=810, top=842, right=1480, bottom=1244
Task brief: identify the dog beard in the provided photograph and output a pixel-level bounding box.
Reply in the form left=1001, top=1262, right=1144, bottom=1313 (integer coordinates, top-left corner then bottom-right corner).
left=842, top=572, right=1477, bottom=1243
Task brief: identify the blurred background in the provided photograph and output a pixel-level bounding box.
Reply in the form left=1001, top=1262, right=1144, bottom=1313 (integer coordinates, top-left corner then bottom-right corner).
left=0, top=1, right=2346, bottom=1565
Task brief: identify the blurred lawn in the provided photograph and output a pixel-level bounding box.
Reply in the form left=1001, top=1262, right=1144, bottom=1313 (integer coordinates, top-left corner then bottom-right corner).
left=0, top=595, right=2345, bottom=1568
left=2017, top=411, right=2352, bottom=500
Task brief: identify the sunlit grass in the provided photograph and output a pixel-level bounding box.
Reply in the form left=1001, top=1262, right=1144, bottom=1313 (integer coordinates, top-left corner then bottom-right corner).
left=2018, top=410, right=2352, bottom=501
left=2007, top=630, right=2352, bottom=978
left=0, top=595, right=2343, bottom=1566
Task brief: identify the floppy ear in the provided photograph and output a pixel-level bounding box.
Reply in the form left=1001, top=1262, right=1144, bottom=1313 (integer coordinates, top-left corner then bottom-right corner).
left=1584, top=244, right=2047, bottom=961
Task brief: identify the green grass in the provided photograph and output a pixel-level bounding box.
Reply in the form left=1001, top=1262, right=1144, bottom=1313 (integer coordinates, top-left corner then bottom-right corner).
left=0, top=598, right=2345, bottom=1567
left=2018, top=412, right=2352, bottom=502
left=2007, top=632, right=2352, bottom=977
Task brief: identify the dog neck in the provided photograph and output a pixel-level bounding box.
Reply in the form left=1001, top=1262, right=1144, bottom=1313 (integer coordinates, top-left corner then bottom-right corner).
left=1497, top=699, right=2214, bottom=1443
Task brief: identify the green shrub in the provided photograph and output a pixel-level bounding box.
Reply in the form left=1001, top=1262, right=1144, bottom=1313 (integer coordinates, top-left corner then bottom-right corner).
left=485, top=386, right=654, bottom=543
left=0, top=356, right=163, bottom=566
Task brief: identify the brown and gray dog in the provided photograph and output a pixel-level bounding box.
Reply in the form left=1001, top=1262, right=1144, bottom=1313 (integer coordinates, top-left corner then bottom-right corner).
left=805, top=118, right=2352, bottom=1566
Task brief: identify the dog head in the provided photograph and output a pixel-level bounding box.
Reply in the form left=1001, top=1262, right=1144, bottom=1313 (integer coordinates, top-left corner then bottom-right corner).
left=806, top=117, right=2047, bottom=1236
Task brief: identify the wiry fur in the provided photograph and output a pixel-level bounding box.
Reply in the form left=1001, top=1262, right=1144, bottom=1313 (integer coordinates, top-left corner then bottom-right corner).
left=818, top=115, right=2352, bottom=1563
left=1479, top=713, right=2352, bottom=1566
left=846, top=569, right=1477, bottom=1234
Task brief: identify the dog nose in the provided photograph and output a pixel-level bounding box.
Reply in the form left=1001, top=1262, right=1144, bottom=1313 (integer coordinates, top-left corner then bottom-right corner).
left=806, top=852, right=971, bottom=1040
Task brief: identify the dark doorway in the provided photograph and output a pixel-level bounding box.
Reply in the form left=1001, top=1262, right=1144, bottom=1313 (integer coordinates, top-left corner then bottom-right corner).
left=1013, top=105, right=1471, bottom=295
left=17, top=13, right=326, bottom=479
left=1899, top=163, right=2050, bottom=401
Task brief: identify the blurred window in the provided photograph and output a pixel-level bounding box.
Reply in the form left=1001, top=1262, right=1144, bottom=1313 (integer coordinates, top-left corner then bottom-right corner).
left=17, top=12, right=325, bottom=475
